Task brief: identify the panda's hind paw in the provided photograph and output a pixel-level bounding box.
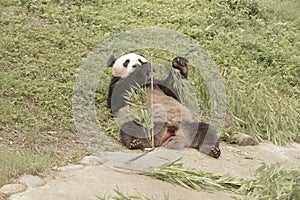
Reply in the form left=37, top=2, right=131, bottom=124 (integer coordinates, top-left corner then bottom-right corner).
left=129, top=139, right=144, bottom=150
left=209, top=146, right=221, bottom=159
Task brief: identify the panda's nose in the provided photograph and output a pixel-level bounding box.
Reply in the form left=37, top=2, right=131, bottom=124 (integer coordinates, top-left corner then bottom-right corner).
left=132, top=64, right=141, bottom=68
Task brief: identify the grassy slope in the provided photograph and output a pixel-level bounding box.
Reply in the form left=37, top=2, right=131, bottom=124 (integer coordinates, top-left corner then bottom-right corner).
left=0, top=0, right=299, bottom=186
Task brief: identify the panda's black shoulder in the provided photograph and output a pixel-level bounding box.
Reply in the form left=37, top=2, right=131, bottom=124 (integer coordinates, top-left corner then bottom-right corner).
left=109, top=76, right=121, bottom=86
left=157, top=84, right=180, bottom=102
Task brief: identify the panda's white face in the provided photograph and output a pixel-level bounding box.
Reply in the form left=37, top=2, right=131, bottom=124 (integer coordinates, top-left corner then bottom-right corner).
left=112, top=53, right=148, bottom=78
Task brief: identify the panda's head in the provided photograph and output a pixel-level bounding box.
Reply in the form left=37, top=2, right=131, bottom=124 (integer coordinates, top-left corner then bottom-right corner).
left=107, top=53, right=148, bottom=78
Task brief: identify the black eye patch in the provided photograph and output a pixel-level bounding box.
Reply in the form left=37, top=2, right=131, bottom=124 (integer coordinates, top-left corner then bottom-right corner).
left=123, top=59, right=130, bottom=67
left=138, top=59, right=147, bottom=65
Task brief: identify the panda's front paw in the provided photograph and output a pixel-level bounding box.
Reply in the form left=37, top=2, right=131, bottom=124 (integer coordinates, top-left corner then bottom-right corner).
left=129, top=139, right=144, bottom=150
left=172, top=57, right=188, bottom=78
left=209, top=146, right=221, bottom=159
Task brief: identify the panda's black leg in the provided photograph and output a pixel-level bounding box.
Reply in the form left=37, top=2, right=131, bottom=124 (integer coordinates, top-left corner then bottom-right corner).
left=188, top=122, right=221, bottom=158
left=120, top=121, right=150, bottom=150
left=198, top=123, right=221, bottom=158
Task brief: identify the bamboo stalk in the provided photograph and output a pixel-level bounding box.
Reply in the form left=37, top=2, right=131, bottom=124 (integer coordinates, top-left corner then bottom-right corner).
left=150, top=64, right=155, bottom=148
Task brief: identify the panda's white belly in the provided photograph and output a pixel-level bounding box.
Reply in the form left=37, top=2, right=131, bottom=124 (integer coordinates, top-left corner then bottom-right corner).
left=115, top=85, right=195, bottom=127
left=148, top=86, right=194, bottom=126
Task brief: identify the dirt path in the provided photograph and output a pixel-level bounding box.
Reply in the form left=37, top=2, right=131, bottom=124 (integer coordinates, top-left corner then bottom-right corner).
left=7, top=142, right=300, bottom=200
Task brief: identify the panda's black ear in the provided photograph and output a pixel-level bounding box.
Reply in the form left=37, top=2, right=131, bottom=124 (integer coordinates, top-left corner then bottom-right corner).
left=107, top=55, right=116, bottom=67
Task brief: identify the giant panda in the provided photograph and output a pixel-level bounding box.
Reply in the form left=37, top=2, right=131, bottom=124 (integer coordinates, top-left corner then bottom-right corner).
left=107, top=53, right=221, bottom=158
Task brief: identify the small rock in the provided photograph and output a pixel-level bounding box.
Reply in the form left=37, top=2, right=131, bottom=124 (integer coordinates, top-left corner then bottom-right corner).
left=0, top=184, right=26, bottom=195
left=57, top=164, right=84, bottom=171
left=19, top=175, right=45, bottom=188
left=233, top=133, right=258, bottom=146
left=80, top=156, right=103, bottom=166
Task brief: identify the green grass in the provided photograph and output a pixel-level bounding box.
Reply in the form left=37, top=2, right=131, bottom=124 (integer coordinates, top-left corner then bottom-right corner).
left=241, top=163, right=300, bottom=200
left=0, top=145, right=53, bottom=184
left=0, top=0, right=299, bottom=186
